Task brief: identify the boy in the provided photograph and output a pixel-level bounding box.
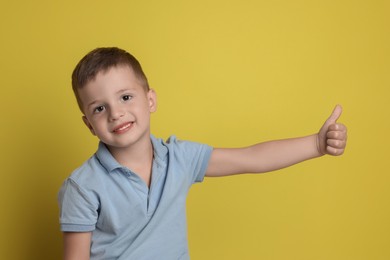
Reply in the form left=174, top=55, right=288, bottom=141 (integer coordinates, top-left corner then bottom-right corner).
left=58, top=47, right=347, bottom=260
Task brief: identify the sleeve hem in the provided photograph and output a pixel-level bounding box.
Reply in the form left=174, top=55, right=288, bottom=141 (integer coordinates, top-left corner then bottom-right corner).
left=60, top=223, right=95, bottom=232
left=195, top=145, right=213, bottom=183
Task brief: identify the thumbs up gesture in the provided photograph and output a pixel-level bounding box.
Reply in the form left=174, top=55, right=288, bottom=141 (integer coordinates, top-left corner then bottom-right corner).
left=317, top=105, right=348, bottom=156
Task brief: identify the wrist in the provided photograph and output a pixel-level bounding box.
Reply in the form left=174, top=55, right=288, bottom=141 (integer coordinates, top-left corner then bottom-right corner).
left=315, top=133, right=326, bottom=156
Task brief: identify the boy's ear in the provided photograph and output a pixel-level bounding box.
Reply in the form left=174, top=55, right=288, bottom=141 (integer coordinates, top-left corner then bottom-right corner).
left=148, top=89, right=157, bottom=113
left=82, top=116, right=96, bottom=136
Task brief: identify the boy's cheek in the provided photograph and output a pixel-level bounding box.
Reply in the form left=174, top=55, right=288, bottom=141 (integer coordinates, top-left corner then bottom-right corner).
left=87, top=123, right=97, bottom=136
left=89, top=127, right=97, bottom=136
left=82, top=116, right=97, bottom=135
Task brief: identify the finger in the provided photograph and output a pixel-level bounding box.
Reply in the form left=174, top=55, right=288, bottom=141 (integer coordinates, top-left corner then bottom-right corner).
left=327, top=139, right=346, bottom=149
left=328, top=123, right=347, bottom=132
left=326, top=105, right=343, bottom=124
left=326, top=130, right=347, bottom=140
left=326, top=146, right=345, bottom=156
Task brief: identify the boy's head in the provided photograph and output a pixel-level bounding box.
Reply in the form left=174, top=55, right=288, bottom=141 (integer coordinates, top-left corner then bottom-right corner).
left=72, top=47, right=149, bottom=112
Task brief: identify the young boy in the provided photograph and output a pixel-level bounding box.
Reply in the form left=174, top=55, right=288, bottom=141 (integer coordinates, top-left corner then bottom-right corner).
left=58, top=47, right=347, bottom=260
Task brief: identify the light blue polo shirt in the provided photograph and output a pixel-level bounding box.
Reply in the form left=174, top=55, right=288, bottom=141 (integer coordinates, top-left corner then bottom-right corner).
left=58, top=135, right=213, bottom=260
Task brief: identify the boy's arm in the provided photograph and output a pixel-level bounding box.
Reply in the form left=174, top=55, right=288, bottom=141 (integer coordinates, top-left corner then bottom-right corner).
left=63, top=232, right=91, bottom=260
left=206, top=105, right=347, bottom=177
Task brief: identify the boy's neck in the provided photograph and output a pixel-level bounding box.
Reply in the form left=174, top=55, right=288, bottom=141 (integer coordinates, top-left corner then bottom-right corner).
left=107, top=137, right=154, bottom=187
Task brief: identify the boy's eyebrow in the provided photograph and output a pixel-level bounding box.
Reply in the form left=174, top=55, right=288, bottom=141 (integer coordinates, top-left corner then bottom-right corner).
left=86, top=100, right=100, bottom=109
left=116, top=88, right=135, bottom=94
left=86, top=88, right=136, bottom=109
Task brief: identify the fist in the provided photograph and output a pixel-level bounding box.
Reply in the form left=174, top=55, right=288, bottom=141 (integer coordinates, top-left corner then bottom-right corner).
left=317, top=105, right=348, bottom=156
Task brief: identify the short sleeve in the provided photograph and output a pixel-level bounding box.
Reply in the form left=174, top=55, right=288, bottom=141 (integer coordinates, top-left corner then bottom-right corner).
left=166, top=136, right=213, bottom=184
left=58, top=178, right=99, bottom=232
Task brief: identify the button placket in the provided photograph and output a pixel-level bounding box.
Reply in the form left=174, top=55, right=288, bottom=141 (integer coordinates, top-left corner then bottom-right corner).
left=123, top=168, right=150, bottom=215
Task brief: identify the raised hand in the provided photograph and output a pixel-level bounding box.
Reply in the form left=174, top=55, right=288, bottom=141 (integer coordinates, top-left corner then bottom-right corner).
left=317, top=105, right=347, bottom=156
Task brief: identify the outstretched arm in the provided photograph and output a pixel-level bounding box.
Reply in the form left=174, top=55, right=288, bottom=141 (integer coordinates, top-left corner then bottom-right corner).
left=63, top=232, right=91, bottom=260
left=205, top=105, right=347, bottom=177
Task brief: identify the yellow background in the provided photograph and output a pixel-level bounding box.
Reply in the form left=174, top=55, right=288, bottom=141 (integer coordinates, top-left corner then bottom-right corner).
left=1, top=0, right=389, bottom=259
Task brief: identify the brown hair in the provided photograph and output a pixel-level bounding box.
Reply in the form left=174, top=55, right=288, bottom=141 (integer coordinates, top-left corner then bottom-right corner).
left=71, top=47, right=149, bottom=111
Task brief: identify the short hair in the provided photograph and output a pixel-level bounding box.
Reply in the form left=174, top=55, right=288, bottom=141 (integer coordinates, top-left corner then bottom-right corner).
left=71, top=47, right=149, bottom=111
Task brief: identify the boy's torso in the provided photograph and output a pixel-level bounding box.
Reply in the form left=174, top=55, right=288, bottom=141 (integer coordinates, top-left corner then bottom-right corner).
left=58, top=135, right=212, bottom=259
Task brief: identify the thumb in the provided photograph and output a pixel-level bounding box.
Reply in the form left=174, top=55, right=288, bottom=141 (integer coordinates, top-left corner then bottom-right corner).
left=326, top=104, right=343, bottom=124
left=317, top=104, right=343, bottom=155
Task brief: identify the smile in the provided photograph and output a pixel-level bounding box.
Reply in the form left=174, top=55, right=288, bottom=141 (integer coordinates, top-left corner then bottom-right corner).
left=113, top=122, right=133, bottom=133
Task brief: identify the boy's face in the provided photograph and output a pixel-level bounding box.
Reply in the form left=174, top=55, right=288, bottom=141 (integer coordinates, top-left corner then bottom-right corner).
left=78, top=65, right=157, bottom=150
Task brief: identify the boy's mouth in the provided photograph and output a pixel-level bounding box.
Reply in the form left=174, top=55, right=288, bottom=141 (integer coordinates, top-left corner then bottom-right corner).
left=112, top=122, right=133, bottom=133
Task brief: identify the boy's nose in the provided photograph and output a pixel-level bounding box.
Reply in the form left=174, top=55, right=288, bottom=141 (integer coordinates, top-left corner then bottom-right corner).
left=109, top=107, right=125, bottom=121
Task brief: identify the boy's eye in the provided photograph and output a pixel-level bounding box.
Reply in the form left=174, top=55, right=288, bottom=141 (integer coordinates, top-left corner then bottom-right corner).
left=94, top=106, right=105, bottom=113
left=122, top=95, right=132, bottom=101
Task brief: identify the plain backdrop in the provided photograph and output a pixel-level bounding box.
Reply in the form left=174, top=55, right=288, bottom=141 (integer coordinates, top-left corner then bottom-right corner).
left=0, top=0, right=389, bottom=259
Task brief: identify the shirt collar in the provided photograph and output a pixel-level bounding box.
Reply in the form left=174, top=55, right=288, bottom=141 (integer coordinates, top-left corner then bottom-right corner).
left=95, top=135, right=168, bottom=174
left=150, top=135, right=168, bottom=169
left=95, top=142, right=123, bottom=173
